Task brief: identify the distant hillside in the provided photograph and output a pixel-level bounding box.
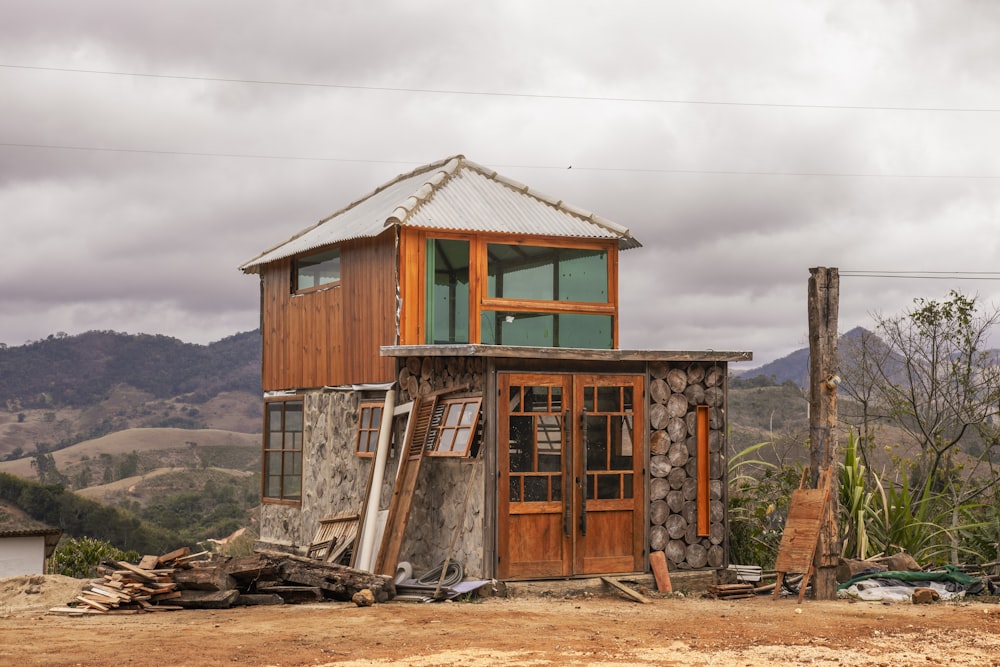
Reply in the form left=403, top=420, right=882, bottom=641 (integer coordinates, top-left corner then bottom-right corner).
left=737, top=327, right=870, bottom=388
left=0, top=330, right=262, bottom=463
left=0, top=329, right=261, bottom=409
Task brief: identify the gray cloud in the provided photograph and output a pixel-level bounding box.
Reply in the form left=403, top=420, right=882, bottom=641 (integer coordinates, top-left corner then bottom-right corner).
left=2, top=1, right=998, bottom=368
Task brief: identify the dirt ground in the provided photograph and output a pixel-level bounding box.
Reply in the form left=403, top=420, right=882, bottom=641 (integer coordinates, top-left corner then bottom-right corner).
left=1, top=575, right=998, bottom=666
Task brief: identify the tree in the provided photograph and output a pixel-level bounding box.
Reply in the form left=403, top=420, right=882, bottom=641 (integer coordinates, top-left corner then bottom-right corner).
left=852, top=291, right=1000, bottom=497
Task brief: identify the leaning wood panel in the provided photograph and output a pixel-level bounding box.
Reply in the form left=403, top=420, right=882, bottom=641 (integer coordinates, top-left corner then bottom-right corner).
left=375, top=394, right=438, bottom=576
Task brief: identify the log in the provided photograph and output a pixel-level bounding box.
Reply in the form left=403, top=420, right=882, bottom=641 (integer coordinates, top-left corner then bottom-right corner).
left=648, top=361, right=668, bottom=379
left=650, top=378, right=671, bottom=404
left=709, top=429, right=722, bottom=453
left=710, top=521, right=725, bottom=545
left=666, top=368, right=687, bottom=393
left=709, top=479, right=723, bottom=500
left=686, top=363, right=705, bottom=384
left=649, top=455, right=671, bottom=478
left=682, top=477, right=698, bottom=501
left=665, top=514, right=687, bottom=540
left=650, top=429, right=671, bottom=456
left=649, top=403, right=670, bottom=431
left=255, top=550, right=396, bottom=602
left=705, top=386, right=724, bottom=407
left=686, top=543, right=708, bottom=568
left=707, top=544, right=725, bottom=568
left=406, top=357, right=422, bottom=375
left=650, top=476, right=670, bottom=501
left=665, top=539, right=687, bottom=565
left=666, top=489, right=685, bottom=513
left=704, top=365, right=724, bottom=388
left=683, top=383, right=705, bottom=406
left=667, top=467, right=687, bottom=490
left=667, top=418, right=687, bottom=443
left=666, top=393, right=688, bottom=418
left=667, top=442, right=689, bottom=467
left=649, top=525, right=668, bottom=552
left=650, top=500, right=670, bottom=526
left=710, top=500, right=725, bottom=523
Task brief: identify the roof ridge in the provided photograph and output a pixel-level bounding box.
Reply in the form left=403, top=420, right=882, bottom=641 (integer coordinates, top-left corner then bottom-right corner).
left=465, top=161, right=637, bottom=242
left=385, top=155, right=464, bottom=227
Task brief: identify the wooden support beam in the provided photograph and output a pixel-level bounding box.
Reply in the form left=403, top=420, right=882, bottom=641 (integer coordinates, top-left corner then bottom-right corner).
left=807, top=266, right=841, bottom=601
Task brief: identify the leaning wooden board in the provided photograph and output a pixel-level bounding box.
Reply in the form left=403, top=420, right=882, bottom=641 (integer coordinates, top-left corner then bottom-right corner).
left=773, top=469, right=832, bottom=603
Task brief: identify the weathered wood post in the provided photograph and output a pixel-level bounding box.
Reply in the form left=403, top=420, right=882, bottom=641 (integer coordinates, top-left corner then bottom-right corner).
left=807, top=266, right=840, bottom=600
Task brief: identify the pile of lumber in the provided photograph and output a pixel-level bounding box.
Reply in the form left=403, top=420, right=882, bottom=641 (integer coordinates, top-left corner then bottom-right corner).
left=707, top=583, right=756, bottom=600
left=49, top=547, right=200, bottom=615
left=49, top=547, right=396, bottom=615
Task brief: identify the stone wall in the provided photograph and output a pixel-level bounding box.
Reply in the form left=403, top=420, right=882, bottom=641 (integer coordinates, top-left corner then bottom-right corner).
left=394, top=356, right=488, bottom=579
left=647, top=361, right=727, bottom=570
left=258, top=389, right=399, bottom=553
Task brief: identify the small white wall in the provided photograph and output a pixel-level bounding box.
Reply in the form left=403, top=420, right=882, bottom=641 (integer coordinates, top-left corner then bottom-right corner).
left=0, top=536, right=46, bottom=577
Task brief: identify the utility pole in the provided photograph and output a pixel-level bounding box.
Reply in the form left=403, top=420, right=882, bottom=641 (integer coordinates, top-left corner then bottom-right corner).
left=807, top=266, right=840, bottom=600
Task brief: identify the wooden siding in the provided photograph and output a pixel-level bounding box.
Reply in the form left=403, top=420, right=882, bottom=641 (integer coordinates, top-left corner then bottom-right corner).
left=261, top=233, right=397, bottom=390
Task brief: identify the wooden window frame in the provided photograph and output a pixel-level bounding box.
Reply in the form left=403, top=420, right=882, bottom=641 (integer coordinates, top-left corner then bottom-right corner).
left=355, top=401, right=384, bottom=457
left=427, top=396, right=482, bottom=457
left=402, top=229, right=620, bottom=347
left=262, top=396, right=304, bottom=505
left=292, top=247, right=341, bottom=295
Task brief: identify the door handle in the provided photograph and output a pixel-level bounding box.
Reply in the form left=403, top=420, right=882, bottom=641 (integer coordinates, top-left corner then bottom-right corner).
left=563, top=409, right=571, bottom=538
left=579, top=408, right=587, bottom=536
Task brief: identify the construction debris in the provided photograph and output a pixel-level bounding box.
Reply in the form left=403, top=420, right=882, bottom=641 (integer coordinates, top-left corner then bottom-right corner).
left=48, top=546, right=396, bottom=615
left=708, top=583, right=756, bottom=600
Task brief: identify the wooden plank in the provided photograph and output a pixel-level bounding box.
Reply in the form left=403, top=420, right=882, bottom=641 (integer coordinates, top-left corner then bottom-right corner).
left=381, top=344, right=752, bottom=363
left=649, top=551, right=672, bottom=593
left=601, top=577, right=652, bottom=604
left=156, top=546, right=191, bottom=566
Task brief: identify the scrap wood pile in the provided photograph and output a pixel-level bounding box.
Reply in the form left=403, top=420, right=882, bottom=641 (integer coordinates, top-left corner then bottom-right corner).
left=49, top=547, right=395, bottom=616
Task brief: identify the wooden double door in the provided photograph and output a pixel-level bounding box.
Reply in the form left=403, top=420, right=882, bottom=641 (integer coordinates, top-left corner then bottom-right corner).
left=498, top=373, right=645, bottom=579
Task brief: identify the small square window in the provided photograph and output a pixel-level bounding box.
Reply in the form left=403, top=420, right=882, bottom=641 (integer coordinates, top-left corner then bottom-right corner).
left=295, top=248, right=341, bottom=292
left=355, top=402, right=384, bottom=457
left=428, top=396, right=482, bottom=457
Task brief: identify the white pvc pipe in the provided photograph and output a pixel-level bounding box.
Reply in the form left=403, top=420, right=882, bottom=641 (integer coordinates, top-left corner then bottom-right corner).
left=357, top=388, right=396, bottom=572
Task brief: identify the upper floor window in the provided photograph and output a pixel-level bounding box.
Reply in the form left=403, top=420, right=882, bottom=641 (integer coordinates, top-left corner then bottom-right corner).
left=487, top=244, right=608, bottom=303
left=295, top=248, right=340, bottom=292
left=263, top=398, right=303, bottom=503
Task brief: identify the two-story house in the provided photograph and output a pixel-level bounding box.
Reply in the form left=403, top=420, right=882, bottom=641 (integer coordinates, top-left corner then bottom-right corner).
left=239, top=155, right=750, bottom=584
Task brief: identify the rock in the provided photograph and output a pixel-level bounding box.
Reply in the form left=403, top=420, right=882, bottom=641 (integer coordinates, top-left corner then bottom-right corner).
left=352, top=589, right=376, bottom=607
left=912, top=588, right=940, bottom=604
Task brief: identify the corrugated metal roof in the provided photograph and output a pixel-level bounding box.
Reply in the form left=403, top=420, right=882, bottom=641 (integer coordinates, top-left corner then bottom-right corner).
left=240, top=155, right=640, bottom=272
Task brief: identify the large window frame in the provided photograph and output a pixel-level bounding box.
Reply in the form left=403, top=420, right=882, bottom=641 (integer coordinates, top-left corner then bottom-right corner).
left=413, top=231, right=618, bottom=349
left=263, top=397, right=304, bottom=505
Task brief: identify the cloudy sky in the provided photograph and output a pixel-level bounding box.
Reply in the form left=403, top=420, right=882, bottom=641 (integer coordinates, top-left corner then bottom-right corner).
left=2, top=1, right=999, bottom=368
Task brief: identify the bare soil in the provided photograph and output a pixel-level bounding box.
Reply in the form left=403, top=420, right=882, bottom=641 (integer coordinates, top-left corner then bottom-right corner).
left=1, top=575, right=998, bottom=666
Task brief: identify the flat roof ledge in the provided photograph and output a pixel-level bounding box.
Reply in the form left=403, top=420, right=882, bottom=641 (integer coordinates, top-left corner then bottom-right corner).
left=380, top=344, right=752, bottom=363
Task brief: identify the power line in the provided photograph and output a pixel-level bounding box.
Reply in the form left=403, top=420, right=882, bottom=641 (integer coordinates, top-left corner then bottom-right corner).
left=840, top=271, right=1000, bottom=280
left=4, top=63, right=1000, bottom=114
left=3, top=141, right=1000, bottom=180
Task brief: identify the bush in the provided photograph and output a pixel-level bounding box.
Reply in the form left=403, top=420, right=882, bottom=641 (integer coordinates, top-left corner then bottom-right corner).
left=49, top=536, right=140, bottom=578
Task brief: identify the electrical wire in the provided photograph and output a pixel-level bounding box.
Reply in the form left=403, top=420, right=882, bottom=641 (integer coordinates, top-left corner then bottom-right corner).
left=4, top=63, right=1000, bottom=114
